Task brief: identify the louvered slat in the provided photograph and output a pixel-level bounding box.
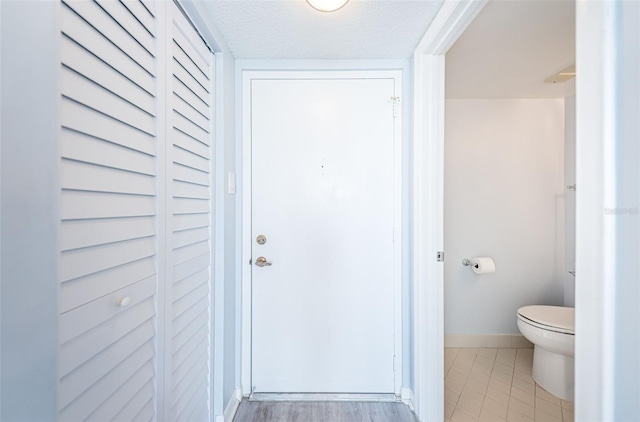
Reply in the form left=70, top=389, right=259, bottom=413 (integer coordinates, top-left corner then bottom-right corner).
left=173, top=92, right=210, bottom=131
left=121, top=1, right=155, bottom=36
left=173, top=179, right=210, bottom=200
left=60, top=128, right=156, bottom=176
left=173, top=145, right=210, bottom=172
left=58, top=1, right=159, bottom=420
left=61, top=36, right=155, bottom=115
left=85, top=356, right=156, bottom=421
left=173, top=198, right=210, bottom=215
left=62, top=0, right=155, bottom=75
left=60, top=347, right=155, bottom=421
left=172, top=17, right=210, bottom=76
left=173, top=241, right=209, bottom=266
left=61, top=159, right=156, bottom=196
left=59, top=320, right=155, bottom=407
left=172, top=59, right=210, bottom=105
left=173, top=75, right=211, bottom=119
left=167, top=4, right=213, bottom=420
left=173, top=298, right=209, bottom=336
left=59, top=276, right=156, bottom=344
left=62, top=68, right=155, bottom=135
left=172, top=41, right=210, bottom=95
left=173, top=214, right=210, bottom=232
left=173, top=162, right=211, bottom=186
left=139, top=0, right=155, bottom=17
left=94, top=0, right=155, bottom=56
left=112, top=380, right=155, bottom=422
left=60, top=256, right=155, bottom=313
left=60, top=216, right=156, bottom=251
left=173, top=226, right=209, bottom=249
left=172, top=127, right=210, bottom=158
left=61, top=99, right=156, bottom=155
left=60, top=236, right=155, bottom=282
left=61, top=5, right=155, bottom=95
left=182, top=384, right=210, bottom=422
left=173, top=109, right=210, bottom=144
left=172, top=336, right=208, bottom=373
left=60, top=190, right=156, bottom=220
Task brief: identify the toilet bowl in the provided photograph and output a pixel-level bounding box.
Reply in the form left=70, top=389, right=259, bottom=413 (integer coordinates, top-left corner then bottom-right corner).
left=517, top=305, right=574, bottom=401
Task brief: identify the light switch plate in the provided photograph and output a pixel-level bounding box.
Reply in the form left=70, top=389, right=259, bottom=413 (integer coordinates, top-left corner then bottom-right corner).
left=228, top=172, right=236, bottom=194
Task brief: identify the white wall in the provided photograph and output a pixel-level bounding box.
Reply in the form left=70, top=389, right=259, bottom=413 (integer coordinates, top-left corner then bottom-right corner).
left=219, top=52, right=238, bottom=409
left=444, top=99, right=565, bottom=335
left=563, top=95, right=576, bottom=307
left=0, top=2, right=59, bottom=420
left=575, top=1, right=640, bottom=419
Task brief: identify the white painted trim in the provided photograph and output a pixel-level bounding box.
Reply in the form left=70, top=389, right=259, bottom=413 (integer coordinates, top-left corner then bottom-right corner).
left=249, top=393, right=398, bottom=402
left=212, top=52, right=229, bottom=418
left=444, top=335, right=533, bottom=349
left=414, top=0, right=487, bottom=56
left=241, top=68, right=404, bottom=396
left=208, top=51, right=218, bottom=422
left=180, top=0, right=232, bottom=54
left=223, top=388, right=242, bottom=422
left=392, top=71, right=404, bottom=397
left=412, top=53, right=445, bottom=422
left=155, top=3, right=171, bottom=420
left=401, top=388, right=415, bottom=412
left=575, top=4, right=611, bottom=419
left=237, top=59, right=410, bottom=72
left=411, top=2, right=487, bottom=421
left=573, top=1, right=640, bottom=420
left=240, top=67, right=253, bottom=396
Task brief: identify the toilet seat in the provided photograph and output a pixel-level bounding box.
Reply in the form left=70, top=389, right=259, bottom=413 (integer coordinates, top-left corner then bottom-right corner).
left=517, top=305, right=574, bottom=335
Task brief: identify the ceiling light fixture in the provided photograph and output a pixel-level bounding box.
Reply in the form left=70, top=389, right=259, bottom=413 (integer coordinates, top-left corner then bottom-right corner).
left=306, top=0, right=349, bottom=12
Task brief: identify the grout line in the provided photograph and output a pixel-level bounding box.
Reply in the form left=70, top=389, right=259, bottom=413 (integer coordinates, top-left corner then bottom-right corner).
left=447, top=347, right=574, bottom=422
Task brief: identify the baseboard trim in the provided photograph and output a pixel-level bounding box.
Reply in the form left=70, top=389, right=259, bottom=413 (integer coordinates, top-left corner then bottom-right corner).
left=249, top=393, right=397, bottom=402
left=224, top=388, right=242, bottom=422
left=401, top=388, right=415, bottom=411
left=444, top=334, right=533, bottom=348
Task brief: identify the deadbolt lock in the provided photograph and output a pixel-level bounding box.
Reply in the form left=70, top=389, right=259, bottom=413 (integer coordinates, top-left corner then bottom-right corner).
left=256, top=235, right=267, bottom=245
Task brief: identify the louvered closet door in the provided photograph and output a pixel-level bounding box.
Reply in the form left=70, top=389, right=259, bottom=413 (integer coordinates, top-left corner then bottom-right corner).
left=58, top=1, right=214, bottom=421
left=58, top=0, right=159, bottom=421
left=164, top=4, right=214, bottom=421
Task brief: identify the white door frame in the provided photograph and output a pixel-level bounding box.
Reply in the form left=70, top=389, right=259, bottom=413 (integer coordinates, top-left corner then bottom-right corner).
left=411, top=1, right=487, bottom=420
left=241, top=69, right=404, bottom=397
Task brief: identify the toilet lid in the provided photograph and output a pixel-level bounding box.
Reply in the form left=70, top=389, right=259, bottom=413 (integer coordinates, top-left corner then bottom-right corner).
left=517, top=305, right=575, bottom=334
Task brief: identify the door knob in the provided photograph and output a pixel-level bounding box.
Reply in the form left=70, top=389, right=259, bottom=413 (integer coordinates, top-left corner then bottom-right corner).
left=255, top=256, right=272, bottom=267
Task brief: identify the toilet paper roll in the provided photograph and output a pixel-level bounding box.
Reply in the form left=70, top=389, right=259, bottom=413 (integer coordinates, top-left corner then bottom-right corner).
left=471, top=257, right=495, bottom=274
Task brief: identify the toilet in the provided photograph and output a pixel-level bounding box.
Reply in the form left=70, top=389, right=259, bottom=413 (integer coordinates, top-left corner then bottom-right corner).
left=517, top=305, right=575, bottom=401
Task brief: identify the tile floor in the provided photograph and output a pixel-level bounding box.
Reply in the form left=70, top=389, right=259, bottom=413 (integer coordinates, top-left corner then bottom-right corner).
left=444, top=348, right=574, bottom=422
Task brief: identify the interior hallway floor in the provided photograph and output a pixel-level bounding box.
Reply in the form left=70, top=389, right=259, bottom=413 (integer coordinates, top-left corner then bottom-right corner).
left=233, top=400, right=417, bottom=422
left=445, top=348, right=574, bottom=422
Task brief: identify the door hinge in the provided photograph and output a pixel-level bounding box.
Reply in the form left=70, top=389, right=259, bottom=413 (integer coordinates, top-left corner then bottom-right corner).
left=391, top=96, right=400, bottom=118
left=437, top=251, right=445, bottom=262
left=249, top=258, right=252, bottom=265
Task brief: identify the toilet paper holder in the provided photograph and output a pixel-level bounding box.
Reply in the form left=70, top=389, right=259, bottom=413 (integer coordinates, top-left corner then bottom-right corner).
left=462, top=257, right=496, bottom=274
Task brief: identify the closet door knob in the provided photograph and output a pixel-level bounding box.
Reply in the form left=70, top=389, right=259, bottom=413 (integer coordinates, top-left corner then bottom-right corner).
left=117, top=296, right=132, bottom=308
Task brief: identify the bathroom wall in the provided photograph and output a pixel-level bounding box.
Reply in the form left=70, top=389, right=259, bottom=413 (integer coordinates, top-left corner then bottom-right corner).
left=563, top=95, right=576, bottom=307
left=444, top=99, right=565, bottom=335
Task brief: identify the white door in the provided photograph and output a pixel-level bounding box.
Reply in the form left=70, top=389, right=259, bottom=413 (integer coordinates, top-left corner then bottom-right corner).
left=251, top=76, right=398, bottom=394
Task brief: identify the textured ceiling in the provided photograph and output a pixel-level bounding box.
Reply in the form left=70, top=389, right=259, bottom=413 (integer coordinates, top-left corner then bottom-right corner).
left=446, top=0, right=575, bottom=99
left=201, top=0, right=444, bottom=59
